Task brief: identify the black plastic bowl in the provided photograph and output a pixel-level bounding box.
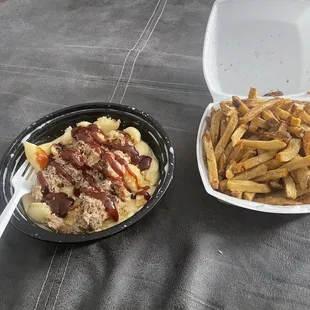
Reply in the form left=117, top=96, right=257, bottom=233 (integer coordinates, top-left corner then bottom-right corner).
left=0, top=103, right=175, bottom=243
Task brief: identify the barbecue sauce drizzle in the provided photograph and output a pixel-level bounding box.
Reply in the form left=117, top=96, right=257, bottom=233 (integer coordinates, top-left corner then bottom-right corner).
left=38, top=123, right=152, bottom=221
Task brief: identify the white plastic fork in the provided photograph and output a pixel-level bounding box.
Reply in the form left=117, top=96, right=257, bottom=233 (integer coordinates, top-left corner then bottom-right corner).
left=0, top=160, right=35, bottom=238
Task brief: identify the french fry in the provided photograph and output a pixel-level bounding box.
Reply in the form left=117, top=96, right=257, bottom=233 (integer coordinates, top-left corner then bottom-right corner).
left=219, top=179, right=228, bottom=192
left=254, top=168, right=288, bottom=182
left=294, top=167, right=309, bottom=190
left=203, top=87, right=310, bottom=206
left=243, top=192, right=256, bottom=201
left=210, top=109, right=222, bottom=147
left=248, top=120, right=259, bottom=133
left=262, top=110, right=280, bottom=125
left=231, top=192, right=243, bottom=199
left=258, top=131, right=291, bottom=143
left=290, top=117, right=301, bottom=127
left=232, top=164, right=267, bottom=180
left=205, top=116, right=211, bottom=128
left=273, top=107, right=291, bottom=120
left=281, top=155, right=310, bottom=172
left=227, top=141, right=247, bottom=164
left=220, top=116, right=227, bottom=138
left=231, top=124, right=248, bottom=147
left=203, top=132, right=219, bottom=190
left=254, top=196, right=300, bottom=205
left=278, top=121, right=288, bottom=132
left=225, top=161, right=236, bottom=180
left=227, top=180, right=271, bottom=193
left=297, top=109, right=310, bottom=125
left=224, top=142, right=234, bottom=158
left=240, top=149, right=257, bottom=162
left=276, top=138, right=301, bottom=162
left=239, top=98, right=280, bottom=124
left=232, top=96, right=249, bottom=116
left=287, top=126, right=305, bottom=138
left=232, top=151, right=277, bottom=174
left=218, top=153, right=226, bottom=176
left=304, top=103, right=310, bottom=114
left=296, top=186, right=310, bottom=197
left=248, top=87, right=258, bottom=100
left=297, top=192, right=310, bottom=203
left=302, top=131, right=310, bottom=155
left=269, top=180, right=284, bottom=190
left=283, top=175, right=297, bottom=199
left=300, top=123, right=310, bottom=131
left=215, top=112, right=238, bottom=161
left=265, top=159, right=283, bottom=170
left=240, top=139, right=286, bottom=150
left=252, top=117, right=269, bottom=129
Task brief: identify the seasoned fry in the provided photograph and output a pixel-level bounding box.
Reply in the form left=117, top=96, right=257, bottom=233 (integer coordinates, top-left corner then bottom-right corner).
left=254, top=168, right=288, bottom=182
left=276, top=138, right=301, bottom=162
left=278, top=121, right=288, bottom=132
left=283, top=175, right=297, bottom=199
left=258, top=131, right=291, bottom=143
left=227, top=180, right=271, bottom=193
left=273, top=107, right=291, bottom=120
left=231, top=192, right=243, bottom=199
left=262, top=110, right=280, bottom=123
left=231, top=124, right=248, bottom=147
left=290, top=117, right=301, bottom=127
left=287, top=126, right=305, bottom=138
left=219, top=179, right=228, bottom=192
left=248, top=87, right=258, bottom=100
left=202, top=87, right=310, bottom=206
left=294, top=167, right=309, bottom=190
left=281, top=155, right=310, bottom=172
left=297, top=109, right=310, bottom=125
left=210, top=109, right=222, bottom=147
left=248, top=120, right=259, bottom=133
left=218, top=153, right=226, bottom=176
left=243, top=192, right=255, bottom=201
left=265, top=159, right=283, bottom=170
left=205, top=116, right=211, bottom=128
left=302, top=131, right=310, bottom=155
left=232, top=164, right=267, bottom=180
left=232, top=151, right=277, bottom=174
left=305, top=103, right=310, bottom=114
left=239, top=98, right=280, bottom=124
left=203, top=132, right=219, bottom=190
left=220, top=116, right=227, bottom=138
left=269, top=180, right=284, bottom=190
left=240, top=149, right=257, bottom=162
left=215, top=112, right=238, bottom=161
left=232, top=96, right=249, bottom=116
left=225, top=161, right=235, bottom=180
left=227, top=141, right=246, bottom=164
left=254, top=196, right=300, bottom=205
left=297, top=192, right=310, bottom=203
left=224, top=142, right=234, bottom=158
left=252, top=117, right=268, bottom=129
left=300, top=123, right=310, bottom=131
left=241, top=139, right=286, bottom=150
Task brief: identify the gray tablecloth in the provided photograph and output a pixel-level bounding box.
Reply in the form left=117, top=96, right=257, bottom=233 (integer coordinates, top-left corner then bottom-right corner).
left=0, top=1, right=310, bottom=309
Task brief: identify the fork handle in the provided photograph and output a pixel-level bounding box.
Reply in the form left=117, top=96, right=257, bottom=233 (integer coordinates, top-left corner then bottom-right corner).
left=0, top=190, right=25, bottom=238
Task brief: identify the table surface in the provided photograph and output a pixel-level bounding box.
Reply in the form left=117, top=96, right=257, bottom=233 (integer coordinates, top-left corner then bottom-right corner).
left=0, top=1, right=310, bottom=310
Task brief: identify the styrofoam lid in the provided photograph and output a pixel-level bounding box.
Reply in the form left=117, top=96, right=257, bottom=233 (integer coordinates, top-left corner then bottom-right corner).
left=203, top=0, right=310, bottom=101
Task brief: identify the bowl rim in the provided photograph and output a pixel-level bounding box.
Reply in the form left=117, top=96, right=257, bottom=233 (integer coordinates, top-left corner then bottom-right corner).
left=196, top=98, right=310, bottom=214
left=0, top=102, right=175, bottom=243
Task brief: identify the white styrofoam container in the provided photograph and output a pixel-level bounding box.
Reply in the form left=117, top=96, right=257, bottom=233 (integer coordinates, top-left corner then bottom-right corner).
left=197, top=0, right=310, bottom=213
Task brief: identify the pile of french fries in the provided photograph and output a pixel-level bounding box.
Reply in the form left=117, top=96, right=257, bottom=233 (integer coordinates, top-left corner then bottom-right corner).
left=203, top=87, right=310, bottom=206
